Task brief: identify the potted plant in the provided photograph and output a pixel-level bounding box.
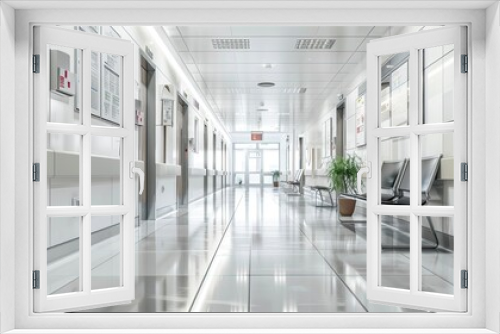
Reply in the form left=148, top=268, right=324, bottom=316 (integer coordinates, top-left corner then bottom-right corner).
left=327, top=155, right=361, bottom=216
left=272, top=170, right=281, bottom=187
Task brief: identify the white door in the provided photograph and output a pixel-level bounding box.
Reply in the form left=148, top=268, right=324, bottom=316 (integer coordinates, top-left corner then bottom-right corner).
left=247, top=150, right=263, bottom=186
left=366, top=26, right=467, bottom=311
left=33, top=26, right=139, bottom=312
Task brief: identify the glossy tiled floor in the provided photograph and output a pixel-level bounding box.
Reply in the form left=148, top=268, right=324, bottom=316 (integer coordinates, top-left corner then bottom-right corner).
left=85, top=187, right=453, bottom=313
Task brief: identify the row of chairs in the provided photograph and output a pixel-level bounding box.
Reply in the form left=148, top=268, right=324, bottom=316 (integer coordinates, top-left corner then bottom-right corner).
left=353, top=154, right=442, bottom=206
left=348, top=154, right=442, bottom=249
left=282, top=170, right=336, bottom=206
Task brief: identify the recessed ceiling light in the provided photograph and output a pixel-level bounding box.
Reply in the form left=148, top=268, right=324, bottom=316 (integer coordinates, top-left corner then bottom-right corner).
left=257, top=82, right=275, bottom=88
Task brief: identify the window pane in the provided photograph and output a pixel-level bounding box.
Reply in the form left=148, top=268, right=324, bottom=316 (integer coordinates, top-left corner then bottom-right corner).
left=249, top=174, right=260, bottom=185
left=379, top=136, right=410, bottom=205
left=234, top=143, right=256, bottom=149
left=420, top=133, right=453, bottom=206
left=379, top=215, right=410, bottom=290
left=48, top=46, right=82, bottom=125
left=234, top=150, right=246, bottom=171
left=47, top=216, right=81, bottom=295
left=379, top=52, right=409, bottom=128
left=420, top=216, right=454, bottom=295
left=262, top=150, right=279, bottom=172
left=248, top=158, right=260, bottom=172
left=92, top=215, right=122, bottom=290
left=259, top=143, right=279, bottom=149
left=91, top=136, right=121, bottom=206
left=47, top=133, right=81, bottom=206
left=90, top=52, right=123, bottom=127
left=422, top=45, right=454, bottom=124
left=235, top=173, right=246, bottom=186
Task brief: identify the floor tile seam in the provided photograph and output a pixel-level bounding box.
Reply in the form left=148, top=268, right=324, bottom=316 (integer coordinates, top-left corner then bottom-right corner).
left=297, top=225, right=370, bottom=313
left=187, top=191, right=245, bottom=312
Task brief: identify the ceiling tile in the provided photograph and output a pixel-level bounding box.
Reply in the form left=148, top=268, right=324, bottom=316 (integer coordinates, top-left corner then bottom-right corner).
left=316, top=26, right=373, bottom=37
left=163, top=26, right=181, bottom=37
left=195, top=63, right=240, bottom=73
left=236, top=72, right=336, bottom=81
left=235, top=51, right=354, bottom=64
left=230, top=26, right=319, bottom=37
left=178, top=26, right=233, bottom=37
left=369, top=26, right=390, bottom=37
left=197, top=72, right=239, bottom=81
left=189, top=51, right=238, bottom=63
left=170, top=37, right=189, bottom=52
left=178, top=52, right=196, bottom=64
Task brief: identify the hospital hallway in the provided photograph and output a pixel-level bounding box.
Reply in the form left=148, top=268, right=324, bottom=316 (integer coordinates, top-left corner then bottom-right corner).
left=84, top=187, right=453, bottom=313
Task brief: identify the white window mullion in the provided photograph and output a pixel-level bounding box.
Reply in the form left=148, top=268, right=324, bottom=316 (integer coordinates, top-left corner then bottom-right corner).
left=81, top=47, right=92, bottom=296
left=410, top=213, right=420, bottom=294
left=408, top=47, right=420, bottom=297
left=366, top=47, right=379, bottom=295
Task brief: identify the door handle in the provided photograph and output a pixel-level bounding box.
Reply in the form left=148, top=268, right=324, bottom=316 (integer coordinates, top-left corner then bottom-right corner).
left=357, top=162, right=371, bottom=194
left=129, top=161, right=145, bottom=195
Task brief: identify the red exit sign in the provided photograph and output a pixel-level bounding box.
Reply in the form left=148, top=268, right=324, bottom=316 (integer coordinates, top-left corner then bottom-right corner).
left=251, top=132, right=263, bottom=141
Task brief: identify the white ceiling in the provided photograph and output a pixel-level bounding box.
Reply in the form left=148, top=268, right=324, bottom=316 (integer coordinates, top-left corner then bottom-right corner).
left=165, top=25, right=392, bottom=133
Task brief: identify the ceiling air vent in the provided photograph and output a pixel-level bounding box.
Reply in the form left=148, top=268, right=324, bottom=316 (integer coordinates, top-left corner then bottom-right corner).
left=295, top=38, right=336, bottom=50
left=212, top=38, right=250, bottom=50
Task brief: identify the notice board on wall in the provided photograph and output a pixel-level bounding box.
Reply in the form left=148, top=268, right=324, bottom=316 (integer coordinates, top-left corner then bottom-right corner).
left=77, top=26, right=122, bottom=125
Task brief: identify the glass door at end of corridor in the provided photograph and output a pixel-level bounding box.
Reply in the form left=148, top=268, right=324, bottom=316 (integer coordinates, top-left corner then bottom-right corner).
left=33, top=26, right=142, bottom=312
left=365, top=26, right=467, bottom=312
left=247, top=150, right=263, bottom=186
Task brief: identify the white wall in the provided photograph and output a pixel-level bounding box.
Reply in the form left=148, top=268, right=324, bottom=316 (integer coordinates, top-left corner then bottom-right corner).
left=0, top=2, right=16, bottom=332
left=485, top=2, right=500, bottom=332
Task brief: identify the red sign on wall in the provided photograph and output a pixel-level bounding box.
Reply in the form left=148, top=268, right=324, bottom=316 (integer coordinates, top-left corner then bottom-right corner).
left=251, top=132, right=263, bottom=141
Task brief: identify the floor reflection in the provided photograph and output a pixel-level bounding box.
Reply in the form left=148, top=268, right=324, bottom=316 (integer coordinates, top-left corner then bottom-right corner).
left=83, top=187, right=453, bottom=313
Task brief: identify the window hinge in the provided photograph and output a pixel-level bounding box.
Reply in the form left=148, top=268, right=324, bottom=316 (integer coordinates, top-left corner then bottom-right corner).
left=461, top=54, right=468, bottom=73
left=33, top=163, right=40, bottom=182
left=33, top=54, right=40, bottom=73
left=461, top=270, right=468, bottom=289
left=461, top=162, right=468, bottom=181
left=32, top=270, right=40, bottom=289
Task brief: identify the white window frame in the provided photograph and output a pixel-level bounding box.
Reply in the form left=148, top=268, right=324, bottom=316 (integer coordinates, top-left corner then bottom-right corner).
left=9, top=5, right=487, bottom=333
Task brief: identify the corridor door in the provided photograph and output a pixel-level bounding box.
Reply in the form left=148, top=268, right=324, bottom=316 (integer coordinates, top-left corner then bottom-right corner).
left=365, top=26, right=467, bottom=312
left=33, top=26, right=137, bottom=312
left=247, top=150, right=263, bottom=186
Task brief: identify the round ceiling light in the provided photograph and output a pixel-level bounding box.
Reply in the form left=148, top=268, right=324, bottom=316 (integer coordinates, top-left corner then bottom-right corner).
left=257, top=82, right=275, bottom=88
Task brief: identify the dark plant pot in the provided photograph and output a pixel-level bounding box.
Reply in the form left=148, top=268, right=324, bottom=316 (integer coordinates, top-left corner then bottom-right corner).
left=273, top=181, right=279, bottom=187
left=338, top=198, right=356, bottom=217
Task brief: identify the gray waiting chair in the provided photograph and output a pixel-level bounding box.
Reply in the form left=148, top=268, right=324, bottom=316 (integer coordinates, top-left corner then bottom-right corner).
left=382, top=154, right=443, bottom=249
left=354, top=159, right=408, bottom=202
left=283, top=169, right=304, bottom=194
